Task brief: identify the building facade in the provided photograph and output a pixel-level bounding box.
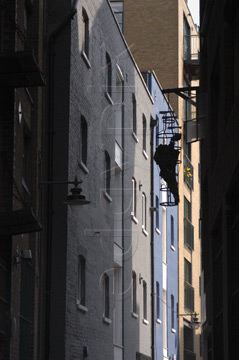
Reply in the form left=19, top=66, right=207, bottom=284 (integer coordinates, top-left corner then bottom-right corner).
left=147, top=71, right=179, bottom=360
left=110, top=0, right=202, bottom=359
left=200, top=0, right=239, bottom=359
left=0, top=0, right=45, bottom=359
left=44, top=0, right=154, bottom=359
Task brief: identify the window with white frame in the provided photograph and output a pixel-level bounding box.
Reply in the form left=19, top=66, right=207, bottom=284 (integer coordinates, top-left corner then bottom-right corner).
left=156, top=195, right=159, bottom=230
left=143, top=280, right=147, bottom=321
left=132, top=177, right=137, bottom=218
left=132, top=271, right=137, bottom=314
left=142, top=192, right=147, bottom=231
left=143, top=114, right=147, bottom=153
left=82, top=8, right=89, bottom=58
left=132, top=93, right=137, bottom=135
left=171, top=294, right=175, bottom=330
left=104, top=273, right=110, bottom=319
left=156, top=281, right=160, bottom=320
left=171, top=215, right=174, bottom=247
left=106, top=52, right=112, bottom=97
left=78, top=256, right=86, bottom=306
left=80, top=116, right=88, bottom=166
left=105, top=151, right=111, bottom=195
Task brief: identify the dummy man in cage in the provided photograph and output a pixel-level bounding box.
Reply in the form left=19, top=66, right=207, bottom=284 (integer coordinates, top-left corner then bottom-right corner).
left=154, top=133, right=181, bottom=205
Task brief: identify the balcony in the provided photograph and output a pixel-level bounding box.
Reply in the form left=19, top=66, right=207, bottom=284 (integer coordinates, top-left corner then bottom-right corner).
left=184, top=349, right=196, bottom=360
left=184, top=282, right=194, bottom=312
left=184, top=217, right=194, bottom=250
left=183, top=34, right=200, bottom=80
left=0, top=51, right=45, bottom=87
left=184, top=155, right=193, bottom=189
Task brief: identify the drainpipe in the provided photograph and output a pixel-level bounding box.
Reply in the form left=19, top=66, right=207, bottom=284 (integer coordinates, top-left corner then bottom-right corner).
left=150, top=114, right=158, bottom=360
left=122, top=79, right=125, bottom=360
left=44, top=1, right=79, bottom=358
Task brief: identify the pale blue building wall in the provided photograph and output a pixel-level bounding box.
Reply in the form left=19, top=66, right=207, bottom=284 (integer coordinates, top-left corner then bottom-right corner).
left=147, top=72, right=179, bottom=360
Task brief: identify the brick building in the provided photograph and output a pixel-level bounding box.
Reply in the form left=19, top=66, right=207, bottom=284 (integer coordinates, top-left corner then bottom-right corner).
left=200, top=0, right=239, bottom=359
left=0, top=0, right=45, bottom=359
left=44, top=0, right=153, bottom=359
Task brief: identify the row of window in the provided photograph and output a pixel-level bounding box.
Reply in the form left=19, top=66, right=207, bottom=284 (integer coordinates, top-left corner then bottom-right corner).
left=155, top=281, right=176, bottom=331
left=81, top=7, right=149, bottom=155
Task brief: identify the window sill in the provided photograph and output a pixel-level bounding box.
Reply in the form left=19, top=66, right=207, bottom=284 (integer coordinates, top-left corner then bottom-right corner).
left=78, top=160, right=89, bottom=174
left=156, top=318, right=162, bottom=324
left=105, top=92, right=114, bottom=105
left=132, top=131, right=139, bottom=143
left=171, top=328, right=176, bottom=334
left=155, top=227, right=161, bottom=235
left=131, top=213, right=138, bottom=224
left=143, top=319, right=149, bottom=325
left=104, top=191, right=112, bottom=203
left=170, top=245, right=175, bottom=251
left=103, top=316, right=112, bottom=325
left=76, top=302, right=88, bottom=313
left=81, top=51, right=91, bottom=68
left=131, top=312, right=139, bottom=319
left=142, top=227, right=148, bottom=237
left=142, top=150, right=148, bottom=160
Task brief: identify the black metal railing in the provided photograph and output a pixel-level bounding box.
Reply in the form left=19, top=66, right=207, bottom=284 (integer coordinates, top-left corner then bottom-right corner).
left=183, top=34, right=200, bottom=62
left=184, top=349, right=196, bottom=360
left=184, top=282, right=194, bottom=312
left=184, top=155, right=194, bottom=189
left=184, top=217, right=194, bottom=250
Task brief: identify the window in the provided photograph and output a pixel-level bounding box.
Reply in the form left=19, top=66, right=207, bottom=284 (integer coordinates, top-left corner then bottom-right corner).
left=143, top=280, right=147, bottom=320
left=104, top=274, right=110, bottom=319
left=104, top=151, right=111, bottom=194
left=143, top=114, right=147, bottom=153
left=132, top=271, right=137, bottom=314
left=170, top=215, right=174, bottom=247
left=132, top=94, right=137, bottom=135
left=78, top=256, right=86, bottom=306
left=171, top=295, right=175, bottom=329
left=22, top=123, right=31, bottom=199
left=142, top=192, right=147, bottom=232
left=184, top=259, right=194, bottom=311
left=106, top=52, right=112, bottom=97
left=80, top=116, right=88, bottom=166
left=184, top=259, right=192, bottom=284
left=184, top=197, right=192, bottom=221
left=156, top=281, right=160, bottom=319
left=132, top=177, right=137, bottom=218
left=110, top=1, right=123, bottom=32
left=82, top=8, right=89, bottom=58
left=155, top=196, right=159, bottom=230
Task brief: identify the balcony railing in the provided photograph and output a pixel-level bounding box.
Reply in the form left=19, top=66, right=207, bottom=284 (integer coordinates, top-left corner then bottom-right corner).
left=184, top=155, right=194, bottom=189
left=184, top=282, right=194, bottom=312
left=184, top=349, right=196, bottom=360
left=183, top=34, right=200, bottom=79
left=184, top=217, right=194, bottom=250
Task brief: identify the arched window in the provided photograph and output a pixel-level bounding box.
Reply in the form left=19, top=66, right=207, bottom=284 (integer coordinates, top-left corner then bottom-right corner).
left=78, top=256, right=86, bottom=306
left=80, top=116, right=88, bottom=166
left=82, top=8, right=89, bottom=58
left=105, top=151, right=111, bottom=194
left=106, top=52, right=112, bottom=97
left=132, top=271, right=137, bottom=314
